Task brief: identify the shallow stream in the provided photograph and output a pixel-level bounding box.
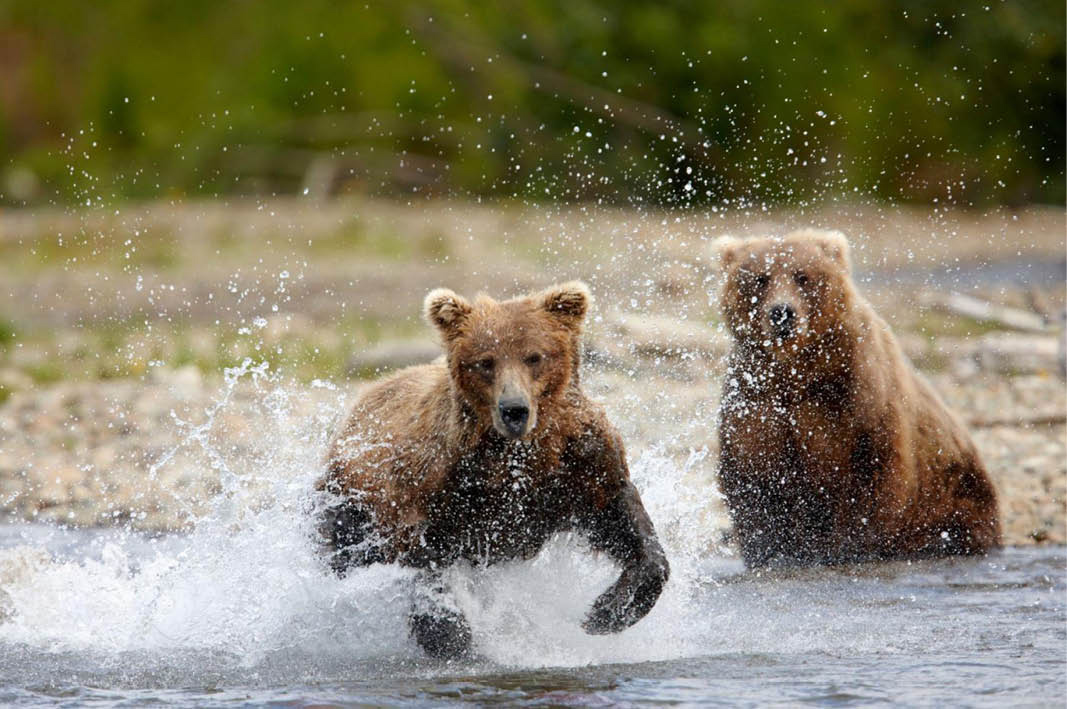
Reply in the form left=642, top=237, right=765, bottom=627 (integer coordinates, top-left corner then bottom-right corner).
left=0, top=371, right=1062, bottom=707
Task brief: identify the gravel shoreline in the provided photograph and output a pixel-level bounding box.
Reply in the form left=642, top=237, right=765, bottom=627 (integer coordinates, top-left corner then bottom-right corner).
left=1, top=348, right=1062, bottom=548
left=0, top=200, right=1062, bottom=551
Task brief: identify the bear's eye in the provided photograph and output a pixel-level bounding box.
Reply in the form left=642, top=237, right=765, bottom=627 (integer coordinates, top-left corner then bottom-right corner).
left=524, top=353, right=543, bottom=367
left=473, top=357, right=495, bottom=373
left=755, top=274, right=770, bottom=288
left=794, top=272, right=809, bottom=286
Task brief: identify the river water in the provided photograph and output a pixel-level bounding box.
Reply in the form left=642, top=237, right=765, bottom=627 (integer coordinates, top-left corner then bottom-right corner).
left=0, top=371, right=1063, bottom=707
left=0, top=524, right=1062, bottom=706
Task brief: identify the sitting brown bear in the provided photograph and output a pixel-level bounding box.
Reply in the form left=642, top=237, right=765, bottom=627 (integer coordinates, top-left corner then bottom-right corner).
left=318, top=282, right=668, bottom=658
left=713, top=229, right=1001, bottom=568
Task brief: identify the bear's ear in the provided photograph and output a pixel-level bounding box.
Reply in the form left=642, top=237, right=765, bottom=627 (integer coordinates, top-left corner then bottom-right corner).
left=424, top=288, right=472, bottom=338
left=811, top=230, right=851, bottom=272
left=540, top=281, right=591, bottom=329
left=710, top=235, right=745, bottom=269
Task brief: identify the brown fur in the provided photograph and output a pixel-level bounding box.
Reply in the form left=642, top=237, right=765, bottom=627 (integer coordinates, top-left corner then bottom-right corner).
left=318, top=282, right=667, bottom=657
left=714, top=229, right=1001, bottom=567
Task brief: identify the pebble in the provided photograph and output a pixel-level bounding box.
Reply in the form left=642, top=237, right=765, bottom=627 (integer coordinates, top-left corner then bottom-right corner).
left=345, top=340, right=441, bottom=377
left=0, top=355, right=1061, bottom=547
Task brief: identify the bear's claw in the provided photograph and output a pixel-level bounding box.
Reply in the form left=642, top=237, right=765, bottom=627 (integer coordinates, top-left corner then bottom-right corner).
left=581, top=561, right=667, bottom=635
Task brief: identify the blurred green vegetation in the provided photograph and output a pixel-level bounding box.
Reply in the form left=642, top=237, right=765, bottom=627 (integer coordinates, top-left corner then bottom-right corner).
left=0, top=209, right=449, bottom=272
left=0, top=314, right=426, bottom=391
left=0, top=0, right=1063, bottom=207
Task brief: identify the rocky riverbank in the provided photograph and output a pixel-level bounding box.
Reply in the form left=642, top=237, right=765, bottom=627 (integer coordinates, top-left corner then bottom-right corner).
left=1, top=329, right=1062, bottom=547
left=0, top=199, right=1062, bottom=551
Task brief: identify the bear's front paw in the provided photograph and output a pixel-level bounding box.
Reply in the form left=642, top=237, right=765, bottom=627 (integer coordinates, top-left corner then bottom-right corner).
left=410, top=608, right=473, bottom=660
left=582, top=593, right=630, bottom=635
left=581, top=561, right=667, bottom=635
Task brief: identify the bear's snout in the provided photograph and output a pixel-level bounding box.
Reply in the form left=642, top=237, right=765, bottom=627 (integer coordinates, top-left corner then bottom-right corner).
left=497, top=397, right=531, bottom=438
left=768, top=303, right=797, bottom=339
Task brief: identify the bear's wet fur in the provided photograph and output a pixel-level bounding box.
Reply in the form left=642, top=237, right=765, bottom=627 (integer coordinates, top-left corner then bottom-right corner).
left=318, top=282, right=668, bottom=658
left=714, top=229, right=1001, bottom=568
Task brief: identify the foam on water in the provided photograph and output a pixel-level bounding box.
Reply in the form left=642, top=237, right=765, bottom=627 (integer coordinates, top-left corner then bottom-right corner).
left=0, top=360, right=728, bottom=671
left=0, top=361, right=1061, bottom=688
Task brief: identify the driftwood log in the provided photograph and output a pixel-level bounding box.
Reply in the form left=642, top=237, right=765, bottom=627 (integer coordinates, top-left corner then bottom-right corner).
left=922, top=292, right=1051, bottom=334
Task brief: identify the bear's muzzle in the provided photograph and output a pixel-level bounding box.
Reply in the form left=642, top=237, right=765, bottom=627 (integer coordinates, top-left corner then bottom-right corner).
left=768, top=302, right=797, bottom=340
left=496, top=397, right=531, bottom=439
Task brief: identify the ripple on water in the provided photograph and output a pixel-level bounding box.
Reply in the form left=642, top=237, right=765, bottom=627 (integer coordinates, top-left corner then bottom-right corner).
left=0, top=371, right=1062, bottom=705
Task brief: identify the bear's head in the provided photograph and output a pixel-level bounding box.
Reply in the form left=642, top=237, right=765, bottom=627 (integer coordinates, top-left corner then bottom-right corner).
left=713, top=229, right=854, bottom=359
left=423, top=281, right=590, bottom=440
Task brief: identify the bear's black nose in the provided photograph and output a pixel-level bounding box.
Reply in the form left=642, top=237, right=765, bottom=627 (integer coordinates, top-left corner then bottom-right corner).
left=498, top=400, right=530, bottom=437
left=769, top=303, right=796, bottom=337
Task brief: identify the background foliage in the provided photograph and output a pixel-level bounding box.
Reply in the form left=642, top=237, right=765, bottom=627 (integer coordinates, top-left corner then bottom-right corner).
left=1, top=0, right=1063, bottom=206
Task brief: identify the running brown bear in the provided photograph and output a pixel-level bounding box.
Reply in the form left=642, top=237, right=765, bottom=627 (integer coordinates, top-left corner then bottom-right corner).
left=318, top=282, right=668, bottom=658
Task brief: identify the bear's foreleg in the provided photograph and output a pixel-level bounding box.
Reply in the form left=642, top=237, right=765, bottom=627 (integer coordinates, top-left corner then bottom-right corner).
left=581, top=479, right=669, bottom=634
left=717, top=448, right=782, bottom=568
left=409, top=571, right=472, bottom=660
left=319, top=493, right=386, bottom=574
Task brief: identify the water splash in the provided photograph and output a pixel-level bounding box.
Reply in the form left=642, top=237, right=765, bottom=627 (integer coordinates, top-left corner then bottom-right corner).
left=0, top=361, right=725, bottom=669
left=0, top=362, right=1061, bottom=688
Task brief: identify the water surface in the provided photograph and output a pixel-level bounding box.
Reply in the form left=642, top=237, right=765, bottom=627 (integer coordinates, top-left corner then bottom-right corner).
left=0, top=371, right=1062, bottom=706
left=1, top=522, right=1061, bottom=707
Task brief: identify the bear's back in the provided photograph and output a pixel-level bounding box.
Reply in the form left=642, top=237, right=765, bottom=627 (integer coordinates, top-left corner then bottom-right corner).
left=324, top=362, right=455, bottom=526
